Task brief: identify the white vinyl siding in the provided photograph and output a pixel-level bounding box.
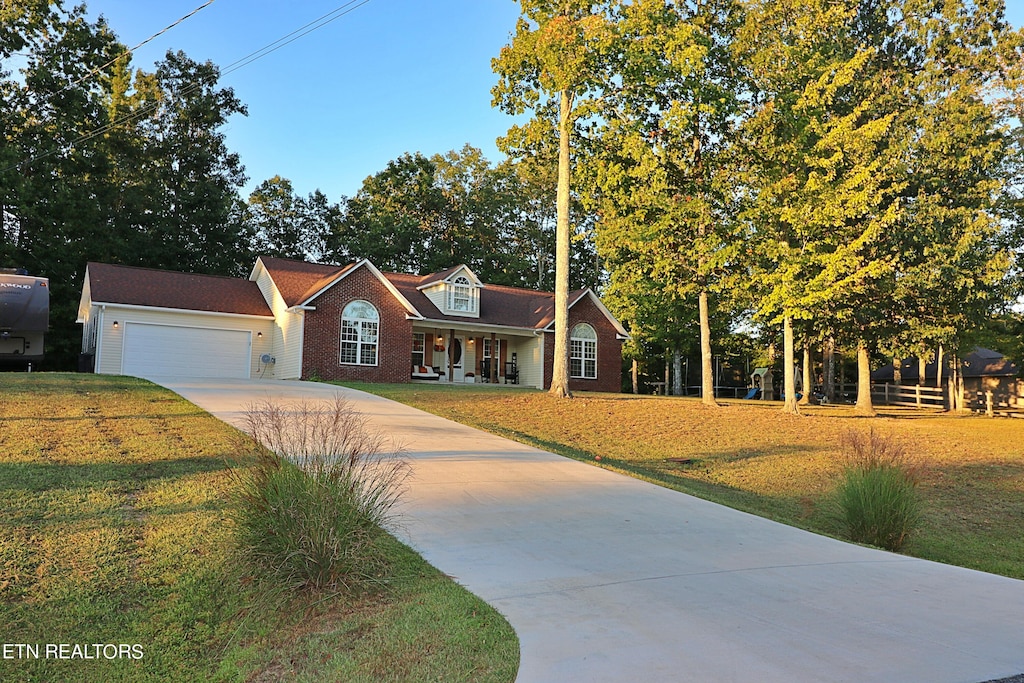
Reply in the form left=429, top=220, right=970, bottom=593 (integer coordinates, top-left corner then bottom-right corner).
left=254, top=262, right=303, bottom=379
left=93, top=306, right=272, bottom=377
left=420, top=271, right=481, bottom=318
left=509, top=337, right=545, bottom=389
left=422, top=284, right=447, bottom=313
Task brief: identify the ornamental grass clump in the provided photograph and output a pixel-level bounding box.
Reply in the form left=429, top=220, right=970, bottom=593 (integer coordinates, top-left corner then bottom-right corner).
left=230, top=396, right=408, bottom=597
left=836, top=428, right=921, bottom=552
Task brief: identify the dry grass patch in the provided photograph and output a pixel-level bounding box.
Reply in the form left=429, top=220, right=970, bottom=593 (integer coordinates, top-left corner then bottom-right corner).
left=350, top=383, right=1024, bottom=579
left=0, top=374, right=517, bottom=683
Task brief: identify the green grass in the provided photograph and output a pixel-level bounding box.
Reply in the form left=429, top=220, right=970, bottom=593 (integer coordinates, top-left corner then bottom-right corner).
left=341, top=382, right=1024, bottom=579
left=0, top=374, right=517, bottom=683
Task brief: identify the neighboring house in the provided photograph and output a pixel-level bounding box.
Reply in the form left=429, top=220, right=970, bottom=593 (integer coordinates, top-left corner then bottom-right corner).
left=78, top=257, right=628, bottom=392
left=871, top=347, right=1020, bottom=403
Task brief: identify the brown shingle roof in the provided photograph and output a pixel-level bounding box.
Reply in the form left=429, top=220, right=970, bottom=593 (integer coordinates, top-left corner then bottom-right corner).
left=87, top=258, right=608, bottom=332
left=256, top=257, right=574, bottom=329
left=415, top=265, right=465, bottom=288
left=386, top=272, right=585, bottom=329
left=257, top=257, right=353, bottom=307
left=86, top=262, right=273, bottom=317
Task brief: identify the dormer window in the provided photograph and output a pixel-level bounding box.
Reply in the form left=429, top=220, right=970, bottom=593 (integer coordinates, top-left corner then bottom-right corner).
left=448, top=276, right=476, bottom=314
left=417, top=266, right=483, bottom=318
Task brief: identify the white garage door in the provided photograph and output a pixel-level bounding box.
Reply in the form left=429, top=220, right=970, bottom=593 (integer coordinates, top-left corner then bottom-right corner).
left=122, top=323, right=251, bottom=379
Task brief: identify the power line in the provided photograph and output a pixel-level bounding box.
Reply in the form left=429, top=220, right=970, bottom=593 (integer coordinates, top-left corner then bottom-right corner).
left=2, top=0, right=374, bottom=174
left=48, top=0, right=218, bottom=104
left=220, top=0, right=371, bottom=76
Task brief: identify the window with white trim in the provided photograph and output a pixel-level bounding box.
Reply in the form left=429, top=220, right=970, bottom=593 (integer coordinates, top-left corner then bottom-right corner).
left=482, top=338, right=501, bottom=360
left=570, top=323, right=597, bottom=379
left=482, top=337, right=501, bottom=378
left=340, top=300, right=379, bottom=366
left=411, top=332, right=426, bottom=367
left=448, top=275, right=475, bottom=313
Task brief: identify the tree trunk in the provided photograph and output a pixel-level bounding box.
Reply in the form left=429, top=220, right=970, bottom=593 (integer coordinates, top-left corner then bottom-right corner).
left=893, top=356, right=902, bottom=385
left=799, top=337, right=811, bottom=405
left=855, top=342, right=876, bottom=416
left=549, top=88, right=572, bottom=398
left=699, top=289, right=717, bottom=407
left=936, top=344, right=944, bottom=389
left=956, top=358, right=965, bottom=411
left=823, top=337, right=835, bottom=403
left=919, top=350, right=927, bottom=387
left=631, top=358, right=638, bottom=395
left=947, top=361, right=957, bottom=411
left=782, top=316, right=799, bottom=414
left=672, top=349, right=683, bottom=396
left=947, top=352, right=966, bottom=412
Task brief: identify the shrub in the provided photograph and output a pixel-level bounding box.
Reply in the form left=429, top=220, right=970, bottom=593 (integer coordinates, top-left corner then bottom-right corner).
left=835, top=429, right=921, bottom=552
left=230, top=396, right=408, bottom=597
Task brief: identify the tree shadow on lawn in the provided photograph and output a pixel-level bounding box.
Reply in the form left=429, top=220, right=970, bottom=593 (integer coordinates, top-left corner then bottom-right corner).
left=0, top=410, right=207, bottom=423
left=0, top=457, right=227, bottom=494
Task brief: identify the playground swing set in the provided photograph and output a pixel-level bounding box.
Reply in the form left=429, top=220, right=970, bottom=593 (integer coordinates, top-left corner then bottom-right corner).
left=746, top=366, right=805, bottom=402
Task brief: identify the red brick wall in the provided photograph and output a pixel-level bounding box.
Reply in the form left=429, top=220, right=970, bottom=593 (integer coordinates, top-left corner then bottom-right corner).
left=301, top=266, right=412, bottom=383
left=543, top=294, right=623, bottom=393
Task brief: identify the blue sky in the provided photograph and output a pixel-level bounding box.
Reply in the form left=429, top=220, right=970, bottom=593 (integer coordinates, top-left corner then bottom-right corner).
left=85, top=0, right=1024, bottom=203
left=86, top=0, right=523, bottom=201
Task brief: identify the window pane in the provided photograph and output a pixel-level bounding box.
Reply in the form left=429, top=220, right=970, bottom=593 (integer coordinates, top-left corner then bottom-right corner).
left=361, top=343, right=377, bottom=365
left=340, top=342, right=358, bottom=364
left=571, top=323, right=597, bottom=340
left=341, top=321, right=359, bottom=342
left=341, top=303, right=380, bottom=366
left=343, top=300, right=378, bottom=320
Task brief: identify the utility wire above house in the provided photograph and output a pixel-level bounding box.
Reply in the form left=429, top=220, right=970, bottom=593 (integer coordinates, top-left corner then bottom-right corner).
left=2, top=0, right=374, bottom=174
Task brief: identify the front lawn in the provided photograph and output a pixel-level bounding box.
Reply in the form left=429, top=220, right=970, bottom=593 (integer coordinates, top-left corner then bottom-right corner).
left=344, top=382, right=1024, bottom=580
left=0, top=374, right=517, bottom=682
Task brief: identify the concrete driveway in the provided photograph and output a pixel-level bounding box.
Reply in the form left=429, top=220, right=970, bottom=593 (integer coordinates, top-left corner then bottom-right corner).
left=157, top=378, right=1024, bottom=683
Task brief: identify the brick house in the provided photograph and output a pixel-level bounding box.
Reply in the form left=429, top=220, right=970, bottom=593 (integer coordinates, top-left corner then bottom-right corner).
left=78, top=256, right=628, bottom=393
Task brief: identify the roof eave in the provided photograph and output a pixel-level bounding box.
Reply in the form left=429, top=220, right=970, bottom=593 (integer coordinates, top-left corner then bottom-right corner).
left=87, top=301, right=275, bottom=320
left=299, top=259, right=423, bottom=318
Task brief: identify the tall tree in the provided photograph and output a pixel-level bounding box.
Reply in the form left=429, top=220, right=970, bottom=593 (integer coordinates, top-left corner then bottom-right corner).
left=140, top=50, right=249, bottom=276
left=738, top=0, right=909, bottom=416
left=1, top=1, right=134, bottom=366
left=246, top=176, right=338, bottom=262
left=593, top=0, right=745, bottom=407
left=493, top=0, right=617, bottom=398
left=329, top=152, right=446, bottom=272
left=892, top=0, right=1023, bottom=399
left=1, top=5, right=251, bottom=367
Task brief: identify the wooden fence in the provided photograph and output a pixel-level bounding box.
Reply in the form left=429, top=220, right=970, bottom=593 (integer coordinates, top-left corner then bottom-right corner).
left=968, top=391, right=1024, bottom=418
left=869, top=383, right=946, bottom=409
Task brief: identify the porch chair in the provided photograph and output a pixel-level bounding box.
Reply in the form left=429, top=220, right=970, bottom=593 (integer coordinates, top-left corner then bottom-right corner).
left=504, top=354, right=519, bottom=385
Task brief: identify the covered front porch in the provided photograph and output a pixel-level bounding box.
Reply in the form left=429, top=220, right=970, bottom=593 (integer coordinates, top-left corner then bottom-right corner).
left=410, top=324, right=545, bottom=389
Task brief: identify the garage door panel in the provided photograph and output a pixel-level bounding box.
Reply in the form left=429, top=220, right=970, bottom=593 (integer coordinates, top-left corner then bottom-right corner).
left=122, top=323, right=251, bottom=379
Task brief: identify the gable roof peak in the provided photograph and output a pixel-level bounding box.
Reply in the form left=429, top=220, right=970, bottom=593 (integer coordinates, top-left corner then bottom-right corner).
left=416, top=264, right=484, bottom=290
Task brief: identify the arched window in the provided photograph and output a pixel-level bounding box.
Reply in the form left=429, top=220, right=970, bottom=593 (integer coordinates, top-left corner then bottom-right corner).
left=570, top=323, right=597, bottom=379
left=449, top=275, right=474, bottom=312
left=340, top=300, right=379, bottom=366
